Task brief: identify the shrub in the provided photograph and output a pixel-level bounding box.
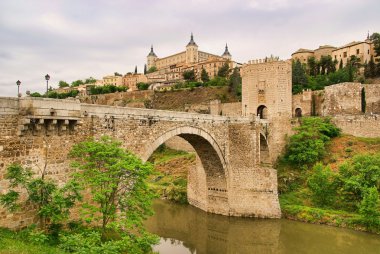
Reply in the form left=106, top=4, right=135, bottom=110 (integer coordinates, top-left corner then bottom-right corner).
left=359, top=187, right=380, bottom=229
left=285, top=117, right=340, bottom=167
left=307, top=163, right=337, bottom=207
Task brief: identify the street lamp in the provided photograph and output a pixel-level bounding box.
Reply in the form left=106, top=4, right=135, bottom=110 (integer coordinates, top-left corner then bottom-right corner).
left=16, top=80, right=21, bottom=97
left=45, top=74, right=50, bottom=94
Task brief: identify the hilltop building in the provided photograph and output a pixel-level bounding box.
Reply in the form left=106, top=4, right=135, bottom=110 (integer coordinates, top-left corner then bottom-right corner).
left=146, top=33, right=239, bottom=84
left=291, top=33, right=377, bottom=67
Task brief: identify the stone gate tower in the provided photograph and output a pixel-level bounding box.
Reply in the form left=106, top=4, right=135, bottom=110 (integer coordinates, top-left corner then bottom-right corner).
left=241, top=57, right=292, bottom=163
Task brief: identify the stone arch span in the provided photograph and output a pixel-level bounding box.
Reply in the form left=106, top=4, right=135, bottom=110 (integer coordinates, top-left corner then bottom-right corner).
left=142, top=125, right=229, bottom=215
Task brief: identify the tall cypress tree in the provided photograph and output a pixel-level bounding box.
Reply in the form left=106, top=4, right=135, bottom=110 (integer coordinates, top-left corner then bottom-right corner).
left=361, top=87, right=366, bottom=113
left=144, top=64, right=147, bottom=75
left=134, top=66, right=138, bottom=74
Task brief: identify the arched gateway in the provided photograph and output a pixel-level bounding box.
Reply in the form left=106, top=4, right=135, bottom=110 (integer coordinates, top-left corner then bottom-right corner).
left=0, top=97, right=281, bottom=229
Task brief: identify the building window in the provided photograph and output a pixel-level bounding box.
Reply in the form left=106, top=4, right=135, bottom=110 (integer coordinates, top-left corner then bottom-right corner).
left=343, top=52, right=347, bottom=58
left=368, top=49, right=370, bottom=54
left=356, top=49, right=360, bottom=55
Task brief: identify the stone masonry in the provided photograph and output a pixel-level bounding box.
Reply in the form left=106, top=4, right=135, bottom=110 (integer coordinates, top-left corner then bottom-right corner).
left=0, top=97, right=281, bottom=229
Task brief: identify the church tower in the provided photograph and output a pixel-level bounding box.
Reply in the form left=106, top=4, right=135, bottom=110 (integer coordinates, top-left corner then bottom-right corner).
left=147, top=45, right=157, bottom=70
left=186, top=33, right=198, bottom=64
left=222, top=43, right=232, bottom=60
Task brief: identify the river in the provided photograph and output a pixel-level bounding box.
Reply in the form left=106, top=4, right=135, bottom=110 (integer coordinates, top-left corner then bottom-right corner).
left=145, top=200, right=380, bottom=254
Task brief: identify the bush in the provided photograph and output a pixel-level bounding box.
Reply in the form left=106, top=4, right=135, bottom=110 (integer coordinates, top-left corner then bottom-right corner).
left=359, top=187, right=380, bottom=229
left=90, top=85, right=127, bottom=95
left=285, top=117, right=340, bottom=167
left=137, top=82, right=150, bottom=90
left=307, top=163, right=337, bottom=207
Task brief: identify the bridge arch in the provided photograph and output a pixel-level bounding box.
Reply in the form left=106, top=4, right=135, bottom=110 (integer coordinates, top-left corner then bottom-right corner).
left=142, top=125, right=229, bottom=215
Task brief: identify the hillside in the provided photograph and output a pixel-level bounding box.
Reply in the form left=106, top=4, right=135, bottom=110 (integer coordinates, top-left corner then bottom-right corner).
left=80, top=86, right=239, bottom=112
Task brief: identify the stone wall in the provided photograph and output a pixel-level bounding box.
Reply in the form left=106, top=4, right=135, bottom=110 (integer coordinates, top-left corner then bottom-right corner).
left=332, top=115, right=380, bottom=138
left=292, top=90, right=312, bottom=117
left=210, top=100, right=242, bottom=116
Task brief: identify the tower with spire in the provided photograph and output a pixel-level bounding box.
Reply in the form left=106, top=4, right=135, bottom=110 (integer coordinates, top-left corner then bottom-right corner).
left=147, top=45, right=158, bottom=70
left=186, top=33, right=199, bottom=64
left=222, top=43, right=232, bottom=60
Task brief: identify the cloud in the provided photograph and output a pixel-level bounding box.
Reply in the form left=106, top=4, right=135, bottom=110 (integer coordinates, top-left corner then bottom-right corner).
left=0, top=0, right=379, bottom=96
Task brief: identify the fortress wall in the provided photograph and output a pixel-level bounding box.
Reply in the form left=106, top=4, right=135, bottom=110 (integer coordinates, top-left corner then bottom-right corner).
left=364, top=84, right=380, bottom=114
left=332, top=115, right=380, bottom=138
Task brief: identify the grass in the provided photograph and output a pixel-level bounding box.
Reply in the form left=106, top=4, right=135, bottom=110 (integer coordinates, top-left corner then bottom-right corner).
left=0, top=228, right=65, bottom=254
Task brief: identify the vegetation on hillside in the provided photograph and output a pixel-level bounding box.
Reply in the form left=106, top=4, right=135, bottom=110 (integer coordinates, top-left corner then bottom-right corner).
left=148, top=145, right=195, bottom=204
left=278, top=117, right=380, bottom=233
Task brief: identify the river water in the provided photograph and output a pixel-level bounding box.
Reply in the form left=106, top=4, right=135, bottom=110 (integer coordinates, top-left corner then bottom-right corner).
left=145, top=200, right=380, bottom=254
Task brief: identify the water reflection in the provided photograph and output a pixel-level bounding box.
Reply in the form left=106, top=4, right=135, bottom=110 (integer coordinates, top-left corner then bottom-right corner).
left=145, top=200, right=380, bottom=254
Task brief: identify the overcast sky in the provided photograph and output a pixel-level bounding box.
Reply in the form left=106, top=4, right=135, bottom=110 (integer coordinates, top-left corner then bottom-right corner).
left=0, top=0, right=379, bottom=96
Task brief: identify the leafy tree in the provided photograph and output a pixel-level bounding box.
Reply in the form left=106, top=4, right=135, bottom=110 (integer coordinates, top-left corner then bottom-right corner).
left=205, top=76, right=228, bottom=87
left=147, top=66, right=157, bottom=73
left=0, top=161, right=81, bottom=230
left=30, top=92, right=42, bottom=97
left=47, top=90, right=79, bottom=99
left=308, top=163, right=337, bottom=207
left=90, top=85, right=127, bottom=95
left=338, top=153, right=380, bottom=206
left=58, top=81, right=70, bottom=88
left=364, top=56, right=377, bottom=78
left=360, top=187, right=380, bottom=217
left=361, top=87, right=366, bottom=113
left=69, top=136, right=157, bottom=240
left=183, top=70, right=196, bottom=81
left=71, top=80, right=84, bottom=87
left=137, top=82, right=150, bottom=90
left=200, top=68, right=209, bottom=83
left=285, top=117, right=340, bottom=167
left=217, top=62, right=230, bottom=78
left=84, top=77, right=96, bottom=84
left=229, top=67, right=242, bottom=98
left=370, top=32, right=380, bottom=57
left=292, top=60, right=308, bottom=94
left=307, top=56, right=318, bottom=76
left=114, top=72, right=122, bottom=77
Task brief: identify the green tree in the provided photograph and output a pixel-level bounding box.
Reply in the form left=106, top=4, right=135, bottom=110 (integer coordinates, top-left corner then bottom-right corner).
left=137, top=82, right=150, bottom=90
left=308, top=163, right=337, bottom=207
left=69, top=136, right=156, bottom=239
left=338, top=153, right=380, bottom=211
left=114, top=72, right=122, bottom=77
left=183, top=70, right=196, bottom=81
left=364, top=56, right=377, bottom=78
left=361, top=87, right=366, bottom=113
left=30, top=92, right=43, bottom=97
left=84, top=77, right=96, bottom=84
left=370, top=32, right=380, bottom=57
left=359, top=187, right=380, bottom=228
left=58, top=81, right=70, bottom=88
left=71, top=80, right=84, bottom=87
left=200, top=68, right=210, bottom=83
left=0, top=162, right=81, bottom=230
left=292, top=59, right=308, bottom=94
left=228, top=67, right=242, bottom=98
left=217, top=62, right=230, bottom=78
left=285, top=117, right=340, bottom=167
left=307, top=56, right=318, bottom=76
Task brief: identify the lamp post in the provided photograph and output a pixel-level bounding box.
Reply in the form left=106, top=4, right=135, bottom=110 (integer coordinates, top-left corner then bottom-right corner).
left=16, top=80, right=21, bottom=97
left=45, top=74, right=50, bottom=95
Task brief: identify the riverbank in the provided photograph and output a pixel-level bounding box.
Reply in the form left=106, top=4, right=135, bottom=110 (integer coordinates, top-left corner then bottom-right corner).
left=277, top=130, right=380, bottom=234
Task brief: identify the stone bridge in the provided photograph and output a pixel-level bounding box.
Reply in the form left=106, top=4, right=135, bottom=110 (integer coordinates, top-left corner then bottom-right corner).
left=0, top=97, right=280, bottom=229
